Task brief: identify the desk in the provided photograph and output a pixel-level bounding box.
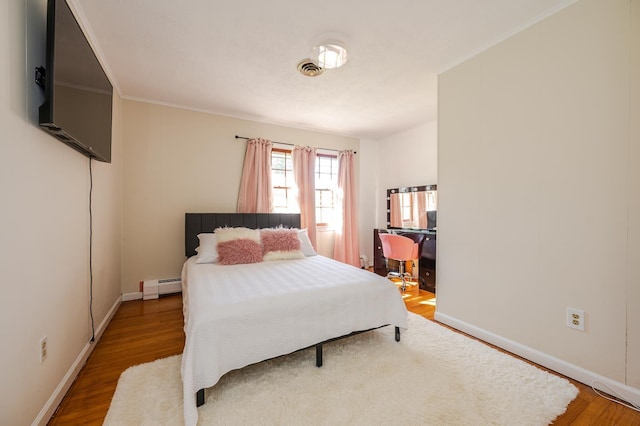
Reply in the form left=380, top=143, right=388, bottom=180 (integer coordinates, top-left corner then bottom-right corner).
left=373, top=229, right=436, bottom=293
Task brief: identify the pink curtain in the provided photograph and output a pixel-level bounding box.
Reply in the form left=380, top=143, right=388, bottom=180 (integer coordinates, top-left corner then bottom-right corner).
left=333, top=150, right=360, bottom=267
left=237, top=138, right=273, bottom=213
left=390, top=194, right=402, bottom=227
left=292, top=146, right=317, bottom=249
left=416, top=192, right=427, bottom=228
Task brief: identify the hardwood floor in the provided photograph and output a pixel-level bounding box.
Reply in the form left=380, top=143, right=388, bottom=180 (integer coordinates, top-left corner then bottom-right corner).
left=48, top=288, right=640, bottom=425
left=48, top=295, right=185, bottom=425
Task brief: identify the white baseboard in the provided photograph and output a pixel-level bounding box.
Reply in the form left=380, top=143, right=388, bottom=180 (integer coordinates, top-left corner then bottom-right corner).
left=122, top=291, right=142, bottom=301
left=32, top=295, right=122, bottom=426
left=435, top=311, right=640, bottom=408
left=122, top=288, right=182, bottom=302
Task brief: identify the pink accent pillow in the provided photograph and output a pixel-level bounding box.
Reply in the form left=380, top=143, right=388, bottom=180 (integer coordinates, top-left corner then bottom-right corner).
left=217, top=239, right=263, bottom=265
left=215, top=227, right=263, bottom=265
left=261, top=228, right=305, bottom=261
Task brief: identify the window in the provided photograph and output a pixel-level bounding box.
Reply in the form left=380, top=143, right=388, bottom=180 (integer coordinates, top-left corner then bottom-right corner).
left=270, top=149, right=339, bottom=227
left=271, top=149, right=294, bottom=213
left=400, top=193, right=413, bottom=223
left=315, top=154, right=338, bottom=226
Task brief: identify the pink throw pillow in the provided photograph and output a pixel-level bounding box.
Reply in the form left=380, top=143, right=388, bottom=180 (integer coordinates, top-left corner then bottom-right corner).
left=261, top=228, right=305, bottom=261
left=217, top=239, right=263, bottom=265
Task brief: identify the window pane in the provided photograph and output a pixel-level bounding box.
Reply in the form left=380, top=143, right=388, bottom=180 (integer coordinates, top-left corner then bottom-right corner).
left=317, top=176, right=332, bottom=189
left=272, top=152, right=285, bottom=170
left=285, top=170, right=294, bottom=186
left=272, top=170, right=286, bottom=187
left=325, top=190, right=334, bottom=206
left=273, top=188, right=287, bottom=206
left=325, top=192, right=333, bottom=207
left=316, top=208, right=326, bottom=224
left=319, top=160, right=332, bottom=174
left=315, top=190, right=326, bottom=207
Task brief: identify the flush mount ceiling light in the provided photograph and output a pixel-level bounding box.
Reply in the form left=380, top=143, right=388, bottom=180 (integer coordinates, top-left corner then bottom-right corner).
left=311, top=41, right=348, bottom=69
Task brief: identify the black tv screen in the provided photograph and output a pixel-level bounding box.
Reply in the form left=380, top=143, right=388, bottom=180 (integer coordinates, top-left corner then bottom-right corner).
left=39, top=0, right=113, bottom=163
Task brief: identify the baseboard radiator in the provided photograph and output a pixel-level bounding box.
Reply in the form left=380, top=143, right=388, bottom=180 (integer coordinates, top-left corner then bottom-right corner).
left=143, top=278, right=182, bottom=300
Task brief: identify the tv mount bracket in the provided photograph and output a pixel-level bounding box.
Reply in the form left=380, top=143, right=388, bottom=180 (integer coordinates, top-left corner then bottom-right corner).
left=35, top=66, right=46, bottom=89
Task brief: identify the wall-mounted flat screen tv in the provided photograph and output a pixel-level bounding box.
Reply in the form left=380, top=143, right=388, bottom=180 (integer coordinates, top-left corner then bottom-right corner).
left=39, top=0, right=113, bottom=163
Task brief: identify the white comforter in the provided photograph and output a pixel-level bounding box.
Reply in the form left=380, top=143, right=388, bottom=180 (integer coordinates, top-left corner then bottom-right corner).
left=180, top=255, right=408, bottom=426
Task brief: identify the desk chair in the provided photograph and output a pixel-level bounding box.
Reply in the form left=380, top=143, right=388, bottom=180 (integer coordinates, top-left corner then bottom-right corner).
left=378, top=233, right=419, bottom=292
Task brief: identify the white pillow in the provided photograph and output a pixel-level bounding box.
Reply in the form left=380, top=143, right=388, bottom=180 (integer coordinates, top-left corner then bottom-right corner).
left=195, top=233, right=218, bottom=263
left=298, top=229, right=317, bottom=256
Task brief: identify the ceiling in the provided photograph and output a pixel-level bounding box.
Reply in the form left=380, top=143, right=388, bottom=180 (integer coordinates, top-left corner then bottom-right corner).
left=72, top=0, right=576, bottom=140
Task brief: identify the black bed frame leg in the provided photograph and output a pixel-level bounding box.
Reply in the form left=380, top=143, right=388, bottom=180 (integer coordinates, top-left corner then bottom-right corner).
left=316, top=343, right=323, bottom=367
left=395, top=326, right=400, bottom=342
left=196, top=388, right=205, bottom=407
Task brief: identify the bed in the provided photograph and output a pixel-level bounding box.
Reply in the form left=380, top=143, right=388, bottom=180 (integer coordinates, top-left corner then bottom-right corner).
left=180, top=213, right=408, bottom=426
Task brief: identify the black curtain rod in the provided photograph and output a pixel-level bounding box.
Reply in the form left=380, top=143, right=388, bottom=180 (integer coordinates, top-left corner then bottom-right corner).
left=235, top=135, right=356, bottom=154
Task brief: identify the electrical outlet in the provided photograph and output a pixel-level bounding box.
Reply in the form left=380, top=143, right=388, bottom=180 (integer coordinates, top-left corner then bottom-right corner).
left=567, top=308, right=585, bottom=331
left=40, top=336, right=47, bottom=363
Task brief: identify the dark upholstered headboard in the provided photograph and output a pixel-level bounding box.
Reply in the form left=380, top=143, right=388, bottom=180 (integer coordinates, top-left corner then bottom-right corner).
left=185, top=213, right=302, bottom=257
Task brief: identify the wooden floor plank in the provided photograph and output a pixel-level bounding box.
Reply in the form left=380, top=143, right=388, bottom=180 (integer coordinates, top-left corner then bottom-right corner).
left=47, top=288, right=640, bottom=425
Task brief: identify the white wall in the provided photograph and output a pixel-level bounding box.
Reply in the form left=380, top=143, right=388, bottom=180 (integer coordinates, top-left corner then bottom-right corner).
left=0, top=1, right=122, bottom=424
left=438, top=0, right=639, bottom=403
left=375, top=122, right=438, bottom=229
left=627, top=0, right=640, bottom=390
left=121, top=100, right=359, bottom=295
left=357, top=122, right=437, bottom=264
left=358, top=138, right=379, bottom=267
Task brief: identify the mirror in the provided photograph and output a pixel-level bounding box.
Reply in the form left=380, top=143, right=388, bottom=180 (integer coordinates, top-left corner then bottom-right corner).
left=387, top=185, right=437, bottom=230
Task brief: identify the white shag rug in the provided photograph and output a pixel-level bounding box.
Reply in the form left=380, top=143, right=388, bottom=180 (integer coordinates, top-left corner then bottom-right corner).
left=104, top=314, right=577, bottom=426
